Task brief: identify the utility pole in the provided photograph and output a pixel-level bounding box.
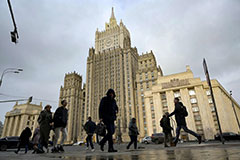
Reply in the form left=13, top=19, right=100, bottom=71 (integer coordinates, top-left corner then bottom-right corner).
left=203, top=58, right=224, bottom=144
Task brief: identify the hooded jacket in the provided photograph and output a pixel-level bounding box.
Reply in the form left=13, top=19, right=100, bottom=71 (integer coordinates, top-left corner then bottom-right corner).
left=99, top=89, right=118, bottom=124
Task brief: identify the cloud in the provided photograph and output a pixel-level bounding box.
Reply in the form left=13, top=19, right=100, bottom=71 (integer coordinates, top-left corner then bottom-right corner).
left=0, top=0, right=240, bottom=122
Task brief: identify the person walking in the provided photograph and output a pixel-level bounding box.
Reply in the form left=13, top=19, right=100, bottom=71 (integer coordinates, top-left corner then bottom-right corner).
left=160, top=112, right=173, bottom=147
left=168, top=98, right=202, bottom=146
left=32, top=125, right=40, bottom=153
left=84, top=117, right=96, bottom=152
left=99, top=89, right=118, bottom=152
left=52, top=100, right=68, bottom=153
left=37, top=105, right=53, bottom=153
left=126, top=118, right=139, bottom=150
left=15, top=127, right=32, bottom=154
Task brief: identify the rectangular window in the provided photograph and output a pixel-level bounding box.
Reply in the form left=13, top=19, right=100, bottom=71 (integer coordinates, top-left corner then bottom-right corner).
left=208, top=98, right=213, bottom=104
left=189, top=90, right=196, bottom=96
left=192, top=107, right=199, bottom=112
left=206, top=90, right=211, bottom=96
left=190, top=98, right=197, bottom=104
left=174, top=91, right=181, bottom=98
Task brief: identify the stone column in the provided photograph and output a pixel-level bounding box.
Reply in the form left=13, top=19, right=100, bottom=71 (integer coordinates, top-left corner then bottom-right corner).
left=12, top=116, right=20, bottom=136
left=1, top=117, right=9, bottom=137
left=6, top=116, right=14, bottom=136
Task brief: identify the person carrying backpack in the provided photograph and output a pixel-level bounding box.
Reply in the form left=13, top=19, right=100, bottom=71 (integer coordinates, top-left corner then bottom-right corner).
left=160, top=112, right=173, bottom=147
left=84, top=117, right=96, bottom=152
left=168, top=98, right=202, bottom=146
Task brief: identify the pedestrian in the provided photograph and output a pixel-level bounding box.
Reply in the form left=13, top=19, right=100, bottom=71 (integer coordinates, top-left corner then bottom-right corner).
left=84, top=117, right=96, bottom=152
left=52, top=100, right=68, bottom=153
left=37, top=105, right=53, bottom=153
left=168, top=98, right=202, bottom=146
left=32, top=125, right=40, bottom=153
left=160, top=112, right=173, bottom=147
left=99, top=89, right=118, bottom=152
left=127, top=118, right=139, bottom=150
left=15, top=127, right=32, bottom=154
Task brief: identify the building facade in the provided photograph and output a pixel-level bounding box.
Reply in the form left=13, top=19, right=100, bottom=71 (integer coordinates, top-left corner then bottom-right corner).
left=1, top=101, right=42, bottom=138
left=135, top=51, right=163, bottom=138
left=59, top=72, right=85, bottom=144
left=144, top=66, right=240, bottom=140
left=85, top=8, right=139, bottom=139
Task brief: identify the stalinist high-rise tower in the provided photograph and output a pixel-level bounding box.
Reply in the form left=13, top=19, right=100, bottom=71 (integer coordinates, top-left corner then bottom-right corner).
left=85, top=8, right=139, bottom=138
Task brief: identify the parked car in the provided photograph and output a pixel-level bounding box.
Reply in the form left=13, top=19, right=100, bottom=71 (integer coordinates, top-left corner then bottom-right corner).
left=214, top=132, right=240, bottom=141
left=0, top=136, right=33, bottom=151
left=141, top=136, right=152, bottom=144
left=151, top=133, right=164, bottom=144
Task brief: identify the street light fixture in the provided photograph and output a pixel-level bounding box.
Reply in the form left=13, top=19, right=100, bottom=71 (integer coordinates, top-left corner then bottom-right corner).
left=0, top=68, right=23, bottom=87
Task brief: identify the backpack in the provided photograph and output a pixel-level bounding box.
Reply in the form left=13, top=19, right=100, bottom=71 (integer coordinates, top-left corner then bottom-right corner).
left=180, top=105, right=188, bottom=117
left=95, top=123, right=106, bottom=137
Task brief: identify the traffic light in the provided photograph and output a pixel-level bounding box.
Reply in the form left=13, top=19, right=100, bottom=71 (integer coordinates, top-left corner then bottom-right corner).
left=10, top=31, right=17, bottom=43
left=28, top=96, right=33, bottom=103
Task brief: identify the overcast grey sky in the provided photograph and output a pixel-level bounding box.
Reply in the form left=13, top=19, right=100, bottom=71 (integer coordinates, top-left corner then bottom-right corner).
left=0, top=0, right=240, bottom=123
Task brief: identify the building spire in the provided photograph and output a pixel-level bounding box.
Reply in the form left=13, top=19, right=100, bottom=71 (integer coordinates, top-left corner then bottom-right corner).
left=111, top=7, right=115, bottom=19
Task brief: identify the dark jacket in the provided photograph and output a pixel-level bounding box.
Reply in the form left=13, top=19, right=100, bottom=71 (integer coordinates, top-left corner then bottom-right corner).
left=160, top=115, right=172, bottom=133
left=99, top=96, right=118, bottom=124
left=84, top=120, right=96, bottom=135
left=169, top=102, right=186, bottom=126
left=128, top=121, right=139, bottom=136
left=53, top=106, right=68, bottom=128
left=19, top=127, right=32, bottom=145
left=38, top=109, right=53, bottom=131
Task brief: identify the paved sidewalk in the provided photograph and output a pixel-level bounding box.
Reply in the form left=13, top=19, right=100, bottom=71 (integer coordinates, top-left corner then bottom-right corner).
left=0, top=142, right=240, bottom=160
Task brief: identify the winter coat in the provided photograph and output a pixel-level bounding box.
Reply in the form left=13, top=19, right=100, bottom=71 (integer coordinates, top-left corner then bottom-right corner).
left=53, top=106, right=68, bottom=128
left=128, top=121, right=139, bottom=136
left=84, top=120, right=96, bottom=135
left=99, top=96, right=118, bottom=124
left=169, top=102, right=186, bottom=126
left=160, top=116, right=172, bottom=133
left=32, top=127, right=40, bottom=144
left=38, top=109, right=53, bottom=132
left=19, top=127, right=32, bottom=145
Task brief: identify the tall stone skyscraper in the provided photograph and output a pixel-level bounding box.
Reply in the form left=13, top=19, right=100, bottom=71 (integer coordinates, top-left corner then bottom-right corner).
left=59, top=72, right=85, bottom=144
left=85, top=8, right=140, bottom=138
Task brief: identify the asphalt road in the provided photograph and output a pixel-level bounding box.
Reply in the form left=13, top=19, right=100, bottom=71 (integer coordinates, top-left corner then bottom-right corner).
left=0, top=141, right=240, bottom=160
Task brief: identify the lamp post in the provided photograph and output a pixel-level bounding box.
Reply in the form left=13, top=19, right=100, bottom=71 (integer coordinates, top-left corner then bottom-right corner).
left=0, top=68, right=23, bottom=87
left=230, top=91, right=240, bottom=131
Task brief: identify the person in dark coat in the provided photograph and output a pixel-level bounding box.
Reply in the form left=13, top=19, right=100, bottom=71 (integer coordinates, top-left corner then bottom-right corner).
left=168, top=98, right=201, bottom=146
left=127, top=118, right=139, bottom=149
left=84, top=117, right=96, bottom=151
left=37, top=105, right=53, bottom=153
left=99, top=89, right=118, bottom=152
left=15, top=127, right=32, bottom=154
left=160, top=112, right=173, bottom=147
left=52, top=100, right=68, bottom=153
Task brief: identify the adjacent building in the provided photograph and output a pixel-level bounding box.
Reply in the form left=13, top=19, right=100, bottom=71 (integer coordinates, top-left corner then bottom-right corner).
left=58, top=71, right=85, bottom=144
left=1, top=101, right=42, bottom=138
left=144, top=66, right=240, bottom=140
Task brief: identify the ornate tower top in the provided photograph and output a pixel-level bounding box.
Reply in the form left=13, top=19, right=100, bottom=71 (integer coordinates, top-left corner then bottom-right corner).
left=94, top=7, right=131, bottom=54
left=105, top=7, right=117, bottom=30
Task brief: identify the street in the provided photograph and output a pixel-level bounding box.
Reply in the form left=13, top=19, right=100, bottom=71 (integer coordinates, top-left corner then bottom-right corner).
left=0, top=141, right=240, bottom=160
